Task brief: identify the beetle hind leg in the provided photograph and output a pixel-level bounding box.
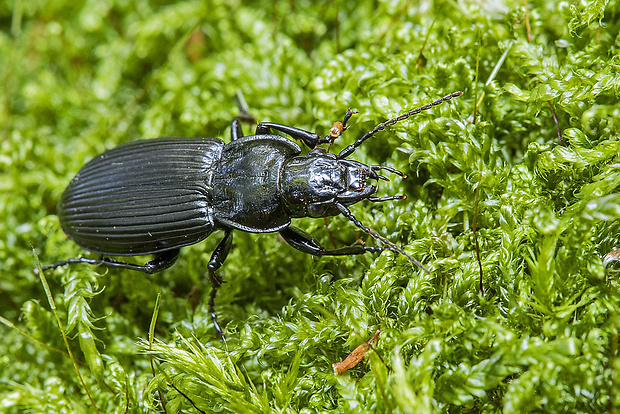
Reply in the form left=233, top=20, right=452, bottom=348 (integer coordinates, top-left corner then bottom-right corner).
left=35, top=249, right=180, bottom=275
left=205, top=230, right=233, bottom=337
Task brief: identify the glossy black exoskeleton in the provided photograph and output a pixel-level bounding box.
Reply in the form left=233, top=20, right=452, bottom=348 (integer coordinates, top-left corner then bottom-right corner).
left=39, top=92, right=462, bottom=335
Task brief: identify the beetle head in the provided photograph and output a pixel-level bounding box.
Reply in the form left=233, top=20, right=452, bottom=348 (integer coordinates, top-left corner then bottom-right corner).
left=280, top=148, right=401, bottom=218
left=279, top=92, right=462, bottom=275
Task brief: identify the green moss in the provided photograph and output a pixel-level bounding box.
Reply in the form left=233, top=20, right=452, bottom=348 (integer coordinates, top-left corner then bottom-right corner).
left=1, top=0, right=619, bottom=412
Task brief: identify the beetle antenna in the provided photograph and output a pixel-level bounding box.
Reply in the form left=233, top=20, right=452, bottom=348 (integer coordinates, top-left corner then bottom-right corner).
left=337, top=91, right=463, bottom=159
left=335, top=202, right=430, bottom=274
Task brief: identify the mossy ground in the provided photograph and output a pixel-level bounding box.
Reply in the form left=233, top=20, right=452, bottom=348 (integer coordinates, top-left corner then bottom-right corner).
left=1, top=0, right=619, bottom=412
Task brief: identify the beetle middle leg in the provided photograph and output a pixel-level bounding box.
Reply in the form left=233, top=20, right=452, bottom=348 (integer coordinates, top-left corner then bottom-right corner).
left=279, top=226, right=384, bottom=256
left=205, top=229, right=233, bottom=337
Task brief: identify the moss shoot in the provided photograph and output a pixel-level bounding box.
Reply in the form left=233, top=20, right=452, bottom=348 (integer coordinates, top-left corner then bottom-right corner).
left=1, top=0, right=619, bottom=412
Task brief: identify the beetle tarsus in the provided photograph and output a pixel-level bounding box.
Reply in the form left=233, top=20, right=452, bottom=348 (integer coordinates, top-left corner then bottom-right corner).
left=368, top=195, right=406, bottom=202
left=34, top=251, right=180, bottom=275
left=205, top=230, right=233, bottom=335
left=232, top=91, right=259, bottom=140
left=208, top=288, right=224, bottom=338
left=342, top=108, right=358, bottom=129
left=233, top=90, right=256, bottom=124
left=334, top=202, right=430, bottom=275
left=34, top=257, right=98, bottom=275
left=372, top=165, right=406, bottom=178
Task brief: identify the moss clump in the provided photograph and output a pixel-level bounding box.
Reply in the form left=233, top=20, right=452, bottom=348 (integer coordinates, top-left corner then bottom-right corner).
left=1, top=0, right=619, bottom=412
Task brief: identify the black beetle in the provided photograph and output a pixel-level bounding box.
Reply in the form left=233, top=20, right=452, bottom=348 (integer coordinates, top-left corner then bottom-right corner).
left=39, top=91, right=462, bottom=335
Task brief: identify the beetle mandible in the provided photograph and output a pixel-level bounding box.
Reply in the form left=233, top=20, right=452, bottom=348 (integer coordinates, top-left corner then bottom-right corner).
left=38, top=91, right=462, bottom=336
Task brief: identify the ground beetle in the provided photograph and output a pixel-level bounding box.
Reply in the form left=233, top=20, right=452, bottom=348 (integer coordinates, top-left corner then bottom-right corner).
left=39, top=91, right=462, bottom=335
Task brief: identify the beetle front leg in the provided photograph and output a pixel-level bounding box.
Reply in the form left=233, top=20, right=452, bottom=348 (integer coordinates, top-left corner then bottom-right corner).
left=255, top=122, right=323, bottom=149
left=206, top=230, right=233, bottom=337
left=279, top=226, right=384, bottom=256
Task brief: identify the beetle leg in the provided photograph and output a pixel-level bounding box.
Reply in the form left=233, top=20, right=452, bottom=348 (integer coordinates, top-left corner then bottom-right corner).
left=35, top=249, right=179, bottom=275
left=231, top=91, right=256, bottom=141
left=206, top=230, right=233, bottom=337
left=335, top=202, right=430, bottom=274
left=279, top=226, right=384, bottom=256
left=230, top=118, right=244, bottom=141
left=233, top=90, right=256, bottom=124
left=143, top=249, right=180, bottom=273
left=255, top=122, right=323, bottom=149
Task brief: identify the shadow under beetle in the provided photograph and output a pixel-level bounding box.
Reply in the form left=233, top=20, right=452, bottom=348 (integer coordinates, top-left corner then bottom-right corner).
left=39, top=91, right=462, bottom=336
